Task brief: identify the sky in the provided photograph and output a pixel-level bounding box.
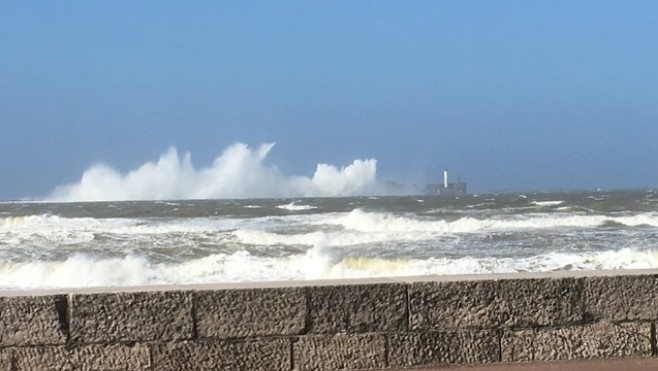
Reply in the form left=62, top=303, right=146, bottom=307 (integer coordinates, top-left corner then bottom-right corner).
left=1, top=1, right=657, bottom=200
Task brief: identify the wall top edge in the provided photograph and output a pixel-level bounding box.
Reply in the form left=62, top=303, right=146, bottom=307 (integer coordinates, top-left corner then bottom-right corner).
left=1, top=268, right=657, bottom=297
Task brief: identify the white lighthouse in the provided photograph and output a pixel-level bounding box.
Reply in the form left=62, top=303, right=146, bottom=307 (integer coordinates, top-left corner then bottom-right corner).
left=438, top=167, right=467, bottom=195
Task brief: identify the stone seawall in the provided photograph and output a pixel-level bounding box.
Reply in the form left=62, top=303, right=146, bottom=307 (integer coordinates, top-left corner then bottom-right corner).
left=1, top=269, right=657, bottom=370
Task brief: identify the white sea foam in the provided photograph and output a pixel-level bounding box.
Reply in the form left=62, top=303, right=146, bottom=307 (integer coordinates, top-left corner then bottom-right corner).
left=1, top=214, right=102, bottom=228
left=323, top=209, right=658, bottom=234
left=233, top=228, right=396, bottom=248
left=276, top=202, right=317, bottom=211
left=0, top=214, right=262, bottom=248
left=310, top=209, right=658, bottom=238
left=6, top=210, right=657, bottom=251
left=0, top=214, right=224, bottom=235
left=0, top=254, right=155, bottom=288
left=49, top=143, right=385, bottom=202
left=3, top=206, right=658, bottom=289
left=0, top=213, right=324, bottom=236
left=229, top=209, right=658, bottom=252
left=0, top=247, right=656, bottom=289
left=531, top=200, right=565, bottom=206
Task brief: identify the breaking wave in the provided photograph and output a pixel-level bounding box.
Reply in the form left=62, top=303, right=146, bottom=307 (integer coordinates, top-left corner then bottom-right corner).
left=0, top=247, right=657, bottom=289
left=49, top=143, right=382, bottom=202
left=5, top=210, right=658, bottom=251
left=323, top=209, right=658, bottom=233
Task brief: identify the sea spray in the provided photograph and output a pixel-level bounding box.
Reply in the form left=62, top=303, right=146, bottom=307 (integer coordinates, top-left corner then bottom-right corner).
left=49, top=143, right=382, bottom=202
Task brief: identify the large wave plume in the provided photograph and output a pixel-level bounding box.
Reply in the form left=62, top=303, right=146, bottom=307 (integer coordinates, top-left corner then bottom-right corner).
left=50, top=143, right=382, bottom=202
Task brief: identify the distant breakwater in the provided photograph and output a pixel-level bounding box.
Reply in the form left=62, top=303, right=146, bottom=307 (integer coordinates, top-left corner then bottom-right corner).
left=0, top=270, right=657, bottom=370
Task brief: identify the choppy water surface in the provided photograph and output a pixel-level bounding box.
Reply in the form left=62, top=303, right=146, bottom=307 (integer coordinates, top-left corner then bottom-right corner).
left=1, top=190, right=657, bottom=289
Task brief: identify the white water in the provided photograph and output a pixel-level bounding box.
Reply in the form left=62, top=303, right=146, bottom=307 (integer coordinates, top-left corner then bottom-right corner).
left=0, top=247, right=656, bottom=289
left=3, top=210, right=658, bottom=248
left=532, top=200, right=565, bottom=206
left=276, top=202, right=318, bottom=211
left=1, top=206, right=658, bottom=289
left=49, top=143, right=383, bottom=202
left=322, top=209, right=658, bottom=233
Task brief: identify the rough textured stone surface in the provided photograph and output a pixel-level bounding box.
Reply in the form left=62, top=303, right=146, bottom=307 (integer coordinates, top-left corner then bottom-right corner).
left=584, top=275, right=658, bottom=321
left=72, top=344, right=151, bottom=370
left=12, top=344, right=150, bottom=371
left=13, top=346, right=71, bottom=371
left=195, top=287, right=306, bottom=338
left=0, top=351, right=12, bottom=370
left=409, top=277, right=582, bottom=330
left=501, top=329, right=533, bottom=362
left=388, top=330, right=500, bottom=367
left=152, top=339, right=291, bottom=371
left=307, top=283, right=407, bottom=334
left=503, top=322, right=652, bottom=362
left=70, top=291, right=193, bottom=343
left=293, top=334, right=386, bottom=371
left=4, top=275, right=658, bottom=370
left=0, top=295, right=67, bottom=346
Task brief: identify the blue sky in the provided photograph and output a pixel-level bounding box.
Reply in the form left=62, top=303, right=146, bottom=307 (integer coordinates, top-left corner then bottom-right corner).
left=1, top=1, right=657, bottom=199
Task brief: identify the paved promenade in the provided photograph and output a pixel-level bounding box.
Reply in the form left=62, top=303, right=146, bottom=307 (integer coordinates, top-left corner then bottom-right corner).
left=389, top=357, right=658, bottom=370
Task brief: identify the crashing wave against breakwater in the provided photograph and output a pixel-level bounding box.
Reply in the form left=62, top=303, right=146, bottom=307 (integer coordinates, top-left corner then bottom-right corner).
left=49, top=143, right=384, bottom=202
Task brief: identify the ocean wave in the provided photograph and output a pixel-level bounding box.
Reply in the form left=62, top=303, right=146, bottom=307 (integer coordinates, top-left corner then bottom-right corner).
left=322, top=209, right=658, bottom=234
left=5, top=210, right=658, bottom=252
left=0, top=247, right=656, bottom=289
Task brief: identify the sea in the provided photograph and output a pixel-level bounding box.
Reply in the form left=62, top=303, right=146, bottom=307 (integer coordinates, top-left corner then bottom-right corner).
left=1, top=190, right=657, bottom=290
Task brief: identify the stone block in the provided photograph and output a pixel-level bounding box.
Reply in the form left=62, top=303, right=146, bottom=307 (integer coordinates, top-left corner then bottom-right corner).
left=70, top=290, right=193, bottom=343
left=503, top=322, right=652, bottom=362
left=307, top=283, right=407, bottom=334
left=0, top=351, right=12, bottom=370
left=152, top=339, right=291, bottom=371
left=12, top=344, right=150, bottom=371
left=13, top=346, right=71, bottom=371
left=72, top=344, right=151, bottom=371
left=195, top=287, right=306, bottom=339
left=0, top=295, right=68, bottom=346
left=584, top=275, right=658, bottom=321
left=409, top=277, right=582, bottom=330
left=293, top=334, right=386, bottom=371
left=388, top=330, right=500, bottom=367
left=501, top=329, right=533, bottom=362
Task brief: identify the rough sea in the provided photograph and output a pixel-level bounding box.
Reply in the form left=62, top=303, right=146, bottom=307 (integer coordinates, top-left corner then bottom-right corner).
left=1, top=190, right=657, bottom=290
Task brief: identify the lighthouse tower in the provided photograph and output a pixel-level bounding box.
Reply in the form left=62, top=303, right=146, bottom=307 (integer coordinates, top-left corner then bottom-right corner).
left=438, top=168, right=467, bottom=195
